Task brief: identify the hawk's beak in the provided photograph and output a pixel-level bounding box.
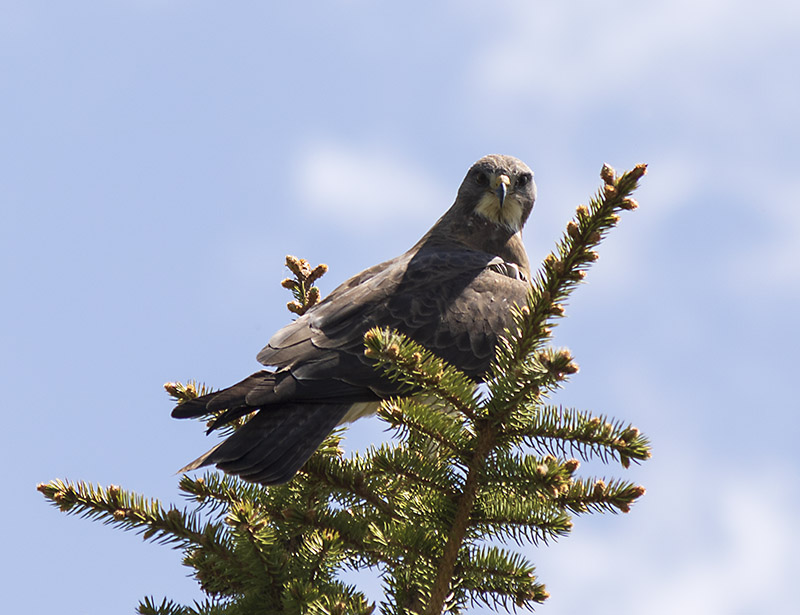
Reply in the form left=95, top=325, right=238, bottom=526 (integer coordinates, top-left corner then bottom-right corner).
left=492, top=174, right=511, bottom=208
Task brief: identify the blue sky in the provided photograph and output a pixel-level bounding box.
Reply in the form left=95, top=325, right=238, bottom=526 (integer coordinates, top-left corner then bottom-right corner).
left=3, top=2, right=799, bottom=613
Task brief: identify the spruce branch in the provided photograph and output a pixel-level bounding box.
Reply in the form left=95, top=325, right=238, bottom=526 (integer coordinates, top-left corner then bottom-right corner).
left=364, top=327, right=480, bottom=420
left=367, top=445, right=460, bottom=504
left=458, top=546, right=548, bottom=611
left=164, top=380, right=212, bottom=404
left=488, top=163, right=647, bottom=410
left=424, top=423, right=497, bottom=614
left=36, top=479, right=229, bottom=551
left=479, top=450, right=576, bottom=499
left=39, top=163, right=651, bottom=615
left=224, top=499, right=278, bottom=571
left=300, top=451, right=399, bottom=521
left=558, top=477, right=647, bottom=515
left=361, top=163, right=650, bottom=615
left=377, top=397, right=473, bottom=462
left=138, top=597, right=232, bottom=615
left=282, top=255, right=328, bottom=315
left=179, top=473, right=269, bottom=517
left=509, top=404, right=652, bottom=467
left=470, top=496, right=574, bottom=546
left=138, top=596, right=200, bottom=615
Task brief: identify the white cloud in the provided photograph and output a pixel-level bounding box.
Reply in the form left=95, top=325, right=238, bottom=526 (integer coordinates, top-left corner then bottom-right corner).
left=527, top=464, right=799, bottom=615
left=294, top=141, right=451, bottom=230
left=469, top=1, right=800, bottom=106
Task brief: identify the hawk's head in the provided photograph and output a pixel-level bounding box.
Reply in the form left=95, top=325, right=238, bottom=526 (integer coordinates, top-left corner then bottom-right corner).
left=458, top=154, right=536, bottom=232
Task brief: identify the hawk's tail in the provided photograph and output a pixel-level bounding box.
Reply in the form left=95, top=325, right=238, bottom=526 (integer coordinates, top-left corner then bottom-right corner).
left=176, top=400, right=350, bottom=486
left=171, top=371, right=274, bottom=427
left=172, top=371, right=351, bottom=485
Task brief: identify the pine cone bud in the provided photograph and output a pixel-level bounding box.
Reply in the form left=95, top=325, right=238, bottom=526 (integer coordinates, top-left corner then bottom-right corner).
left=167, top=509, right=182, bottom=522
left=563, top=458, right=580, bottom=473
left=306, top=286, right=321, bottom=305
left=285, top=255, right=303, bottom=276
left=600, top=163, right=616, bottom=185
left=567, top=221, right=580, bottom=238
left=620, top=427, right=640, bottom=442
left=163, top=382, right=180, bottom=397
left=629, top=163, right=648, bottom=181
left=308, top=263, right=328, bottom=283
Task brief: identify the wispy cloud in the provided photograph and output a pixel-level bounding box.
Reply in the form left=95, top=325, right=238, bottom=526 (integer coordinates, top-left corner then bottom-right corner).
left=531, top=464, right=798, bottom=615
left=293, top=140, right=451, bottom=231
left=469, top=1, right=800, bottom=107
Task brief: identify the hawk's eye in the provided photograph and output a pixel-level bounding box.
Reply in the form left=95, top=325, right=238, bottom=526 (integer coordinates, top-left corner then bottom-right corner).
left=475, top=171, right=489, bottom=186
left=517, top=173, right=531, bottom=187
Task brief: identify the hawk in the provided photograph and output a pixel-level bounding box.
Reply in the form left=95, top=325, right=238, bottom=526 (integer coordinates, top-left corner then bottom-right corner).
left=173, top=154, right=536, bottom=485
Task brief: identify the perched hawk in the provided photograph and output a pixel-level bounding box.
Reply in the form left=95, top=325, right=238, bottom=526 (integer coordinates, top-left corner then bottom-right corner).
left=173, top=154, right=536, bottom=485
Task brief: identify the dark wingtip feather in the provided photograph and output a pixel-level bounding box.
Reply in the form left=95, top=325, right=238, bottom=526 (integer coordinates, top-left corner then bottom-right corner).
left=175, top=441, right=223, bottom=474
left=171, top=371, right=274, bottom=420
left=171, top=397, right=211, bottom=419
left=179, top=404, right=350, bottom=486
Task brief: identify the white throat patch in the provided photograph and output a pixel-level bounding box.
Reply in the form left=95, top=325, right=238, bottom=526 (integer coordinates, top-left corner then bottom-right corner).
left=474, top=192, right=524, bottom=232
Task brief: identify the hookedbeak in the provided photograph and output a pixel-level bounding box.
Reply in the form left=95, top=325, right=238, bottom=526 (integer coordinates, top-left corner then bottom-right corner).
left=492, top=174, right=511, bottom=208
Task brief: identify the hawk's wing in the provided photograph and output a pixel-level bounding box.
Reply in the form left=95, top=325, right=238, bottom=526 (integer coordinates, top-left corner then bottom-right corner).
left=253, top=244, right=531, bottom=403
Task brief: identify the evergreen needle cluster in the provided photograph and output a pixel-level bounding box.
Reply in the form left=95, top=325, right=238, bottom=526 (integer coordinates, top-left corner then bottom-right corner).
left=39, top=163, right=651, bottom=615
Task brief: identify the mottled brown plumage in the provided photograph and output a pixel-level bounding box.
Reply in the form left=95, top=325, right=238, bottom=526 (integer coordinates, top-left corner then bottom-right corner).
left=173, top=154, right=536, bottom=485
